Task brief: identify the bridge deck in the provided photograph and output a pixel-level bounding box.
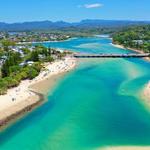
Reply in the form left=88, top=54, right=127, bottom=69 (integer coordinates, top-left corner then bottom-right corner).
left=74, top=53, right=150, bottom=58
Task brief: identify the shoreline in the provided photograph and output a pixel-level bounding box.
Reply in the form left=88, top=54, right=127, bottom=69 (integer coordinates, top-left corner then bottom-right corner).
left=17, top=37, right=77, bottom=45
left=111, top=43, right=150, bottom=61
left=140, top=81, right=150, bottom=110
left=112, top=42, right=150, bottom=108
left=0, top=93, right=44, bottom=131
left=112, top=43, right=150, bottom=110
left=110, top=43, right=150, bottom=150
left=0, top=56, right=77, bottom=130
left=101, top=146, right=150, bottom=150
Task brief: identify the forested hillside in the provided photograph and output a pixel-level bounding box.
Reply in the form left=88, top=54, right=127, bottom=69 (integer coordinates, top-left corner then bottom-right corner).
left=113, top=25, right=150, bottom=52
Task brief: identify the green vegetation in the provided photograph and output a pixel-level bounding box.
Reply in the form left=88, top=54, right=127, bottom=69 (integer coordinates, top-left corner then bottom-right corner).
left=1, top=52, right=21, bottom=77
left=0, top=32, right=71, bottom=43
left=0, top=40, right=70, bottom=95
left=0, top=63, right=42, bottom=94
left=112, top=25, right=150, bottom=52
left=0, top=27, right=129, bottom=43
left=57, top=27, right=122, bottom=37
left=1, top=40, right=16, bottom=51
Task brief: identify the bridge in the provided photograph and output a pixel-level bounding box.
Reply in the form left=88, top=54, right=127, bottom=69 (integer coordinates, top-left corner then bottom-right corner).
left=73, top=53, right=150, bottom=58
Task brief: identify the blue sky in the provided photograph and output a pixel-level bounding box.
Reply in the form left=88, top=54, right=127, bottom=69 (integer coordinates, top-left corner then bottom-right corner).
left=0, top=0, right=150, bottom=23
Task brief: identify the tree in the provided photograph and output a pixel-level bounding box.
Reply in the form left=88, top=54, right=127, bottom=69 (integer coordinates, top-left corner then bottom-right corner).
left=1, top=52, right=21, bottom=77
left=1, top=40, right=16, bottom=52
left=29, top=50, right=39, bottom=62
left=0, top=79, right=7, bottom=94
left=45, top=56, right=54, bottom=62
left=4, top=77, right=19, bottom=88
left=21, top=48, right=30, bottom=54
left=28, top=68, right=39, bottom=79
left=112, top=25, right=150, bottom=52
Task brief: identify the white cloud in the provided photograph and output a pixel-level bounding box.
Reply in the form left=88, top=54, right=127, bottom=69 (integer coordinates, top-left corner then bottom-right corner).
left=78, top=3, right=103, bottom=9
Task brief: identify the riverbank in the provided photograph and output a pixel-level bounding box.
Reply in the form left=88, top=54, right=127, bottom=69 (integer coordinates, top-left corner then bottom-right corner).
left=110, top=43, right=125, bottom=49
left=111, top=43, right=150, bottom=150
left=102, top=146, right=150, bottom=150
left=17, top=37, right=77, bottom=45
left=0, top=56, right=76, bottom=129
left=112, top=43, right=150, bottom=109
left=111, top=43, right=150, bottom=61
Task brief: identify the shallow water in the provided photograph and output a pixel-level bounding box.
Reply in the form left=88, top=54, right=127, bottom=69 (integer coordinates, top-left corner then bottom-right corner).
left=1, top=37, right=150, bottom=150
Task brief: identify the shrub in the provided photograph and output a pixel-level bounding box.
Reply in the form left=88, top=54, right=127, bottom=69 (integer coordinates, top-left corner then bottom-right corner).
left=0, top=79, right=7, bottom=95
left=4, top=77, right=19, bottom=88
left=28, top=68, right=39, bottom=79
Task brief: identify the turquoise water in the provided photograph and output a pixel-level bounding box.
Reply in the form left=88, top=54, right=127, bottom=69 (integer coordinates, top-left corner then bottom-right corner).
left=1, top=37, right=150, bottom=150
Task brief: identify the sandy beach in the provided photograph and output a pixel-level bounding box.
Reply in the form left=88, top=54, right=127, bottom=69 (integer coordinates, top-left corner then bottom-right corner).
left=111, top=43, right=150, bottom=150
left=0, top=56, right=76, bottom=126
left=101, top=146, right=150, bottom=150
left=112, top=43, right=150, bottom=104
left=110, top=43, right=125, bottom=49
left=111, top=43, right=150, bottom=61
left=111, top=43, right=144, bottom=54
left=140, top=81, right=150, bottom=109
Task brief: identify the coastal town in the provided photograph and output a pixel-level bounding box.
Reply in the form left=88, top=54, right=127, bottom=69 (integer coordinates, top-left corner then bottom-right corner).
left=0, top=31, right=72, bottom=69
left=0, top=33, right=76, bottom=126
left=1, top=0, right=150, bottom=149
left=0, top=31, right=71, bottom=42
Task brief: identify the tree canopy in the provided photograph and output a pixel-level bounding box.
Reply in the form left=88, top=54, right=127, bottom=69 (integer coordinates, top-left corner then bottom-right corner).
left=112, top=25, right=150, bottom=52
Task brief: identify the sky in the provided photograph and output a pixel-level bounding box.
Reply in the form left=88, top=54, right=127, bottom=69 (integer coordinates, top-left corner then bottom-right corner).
left=0, top=0, right=150, bottom=23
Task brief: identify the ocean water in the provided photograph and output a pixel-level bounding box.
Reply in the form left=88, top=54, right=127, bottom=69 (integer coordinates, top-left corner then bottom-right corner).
left=1, top=37, right=150, bottom=150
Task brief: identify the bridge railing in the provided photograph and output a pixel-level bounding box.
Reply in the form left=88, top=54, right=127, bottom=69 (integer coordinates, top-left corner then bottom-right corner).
left=73, top=53, right=150, bottom=58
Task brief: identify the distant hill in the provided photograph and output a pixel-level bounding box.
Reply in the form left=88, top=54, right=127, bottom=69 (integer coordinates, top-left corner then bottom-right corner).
left=75, top=19, right=150, bottom=28
left=0, top=19, right=150, bottom=31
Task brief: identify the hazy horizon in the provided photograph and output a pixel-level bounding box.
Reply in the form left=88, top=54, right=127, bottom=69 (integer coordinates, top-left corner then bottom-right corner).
left=0, top=19, right=150, bottom=24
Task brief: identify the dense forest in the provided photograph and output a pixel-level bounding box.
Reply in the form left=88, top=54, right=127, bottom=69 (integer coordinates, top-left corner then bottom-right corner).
left=112, top=25, right=150, bottom=52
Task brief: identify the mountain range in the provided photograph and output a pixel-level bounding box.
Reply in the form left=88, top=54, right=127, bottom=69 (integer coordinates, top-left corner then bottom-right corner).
left=0, top=19, right=150, bottom=31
